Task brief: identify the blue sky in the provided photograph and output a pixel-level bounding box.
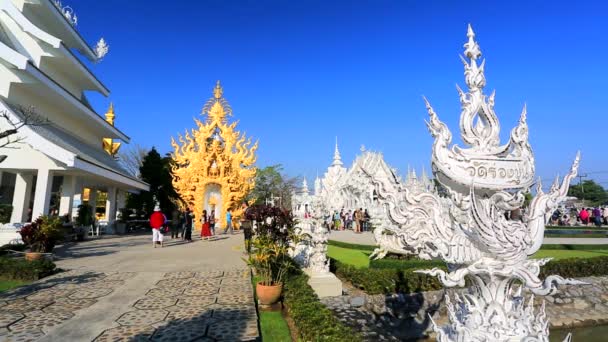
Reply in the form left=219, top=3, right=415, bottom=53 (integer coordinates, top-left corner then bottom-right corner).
left=75, top=0, right=608, bottom=188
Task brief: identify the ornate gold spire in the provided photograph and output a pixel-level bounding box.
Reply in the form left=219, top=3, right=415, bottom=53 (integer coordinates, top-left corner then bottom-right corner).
left=171, top=81, right=258, bottom=229
left=105, top=102, right=115, bottom=126
left=102, top=102, right=120, bottom=157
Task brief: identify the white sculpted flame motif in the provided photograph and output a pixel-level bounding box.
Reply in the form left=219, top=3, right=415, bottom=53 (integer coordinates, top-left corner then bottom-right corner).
left=373, top=25, right=581, bottom=341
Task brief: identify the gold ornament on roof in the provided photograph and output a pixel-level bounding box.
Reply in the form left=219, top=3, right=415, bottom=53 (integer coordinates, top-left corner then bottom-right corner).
left=102, top=102, right=121, bottom=157
left=171, top=81, right=258, bottom=229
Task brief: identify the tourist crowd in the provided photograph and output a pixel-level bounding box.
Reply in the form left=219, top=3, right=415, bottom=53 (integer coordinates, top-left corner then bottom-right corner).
left=325, top=208, right=371, bottom=233
left=550, top=207, right=608, bottom=227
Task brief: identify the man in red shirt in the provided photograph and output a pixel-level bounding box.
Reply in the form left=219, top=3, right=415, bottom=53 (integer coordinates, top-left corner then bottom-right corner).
left=150, top=205, right=166, bottom=248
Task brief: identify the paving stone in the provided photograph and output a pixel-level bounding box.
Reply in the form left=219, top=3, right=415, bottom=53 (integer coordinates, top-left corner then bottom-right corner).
left=2, top=298, right=54, bottom=313
left=42, top=297, right=97, bottom=313
left=208, top=319, right=258, bottom=341
left=0, top=328, right=45, bottom=342
left=156, top=278, right=192, bottom=288
left=163, top=271, right=196, bottom=279
left=8, top=309, right=73, bottom=334
left=151, top=319, right=210, bottom=341
left=0, top=312, right=24, bottom=328
left=220, top=277, right=250, bottom=286
left=222, top=269, right=249, bottom=279
left=69, top=287, right=114, bottom=299
left=189, top=278, right=222, bottom=288
left=26, top=288, right=76, bottom=301
left=211, top=304, right=257, bottom=321
left=183, top=286, right=219, bottom=297
left=147, top=287, right=185, bottom=298
left=176, top=295, right=216, bottom=308
left=133, top=297, right=178, bottom=310
left=94, top=325, right=156, bottom=342
left=165, top=305, right=214, bottom=323
left=196, top=270, right=224, bottom=278
left=116, top=309, right=169, bottom=326
left=216, top=292, right=254, bottom=305
left=86, top=280, right=126, bottom=289
left=103, top=272, right=138, bottom=282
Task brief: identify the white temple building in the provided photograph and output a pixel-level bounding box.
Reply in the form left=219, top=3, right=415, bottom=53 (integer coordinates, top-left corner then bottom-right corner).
left=0, top=0, right=148, bottom=227
left=299, top=139, right=433, bottom=214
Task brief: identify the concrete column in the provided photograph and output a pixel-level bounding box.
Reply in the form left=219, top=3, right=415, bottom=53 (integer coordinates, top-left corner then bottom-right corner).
left=116, top=189, right=126, bottom=212
left=59, top=175, right=76, bottom=217
left=70, top=178, right=83, bottom=220
left=10, top=173, right=33, bottom=223
left=31, top=169, right=53, bottom=220
left=88, top=188, right=97, bottom=220
left=105, top=187, right=117, bottom=223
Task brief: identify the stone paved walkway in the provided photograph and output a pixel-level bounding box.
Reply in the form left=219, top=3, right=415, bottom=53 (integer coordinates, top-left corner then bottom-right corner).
left=0, top=233, right=259, bottom=341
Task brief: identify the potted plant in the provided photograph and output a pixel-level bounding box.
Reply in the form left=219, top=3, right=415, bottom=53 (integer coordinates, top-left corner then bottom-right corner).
left=19, top=215, right=64, bottom=261
left=244, top=205, right=299, bottom=305
left=74, top=204, right=94, bottom=240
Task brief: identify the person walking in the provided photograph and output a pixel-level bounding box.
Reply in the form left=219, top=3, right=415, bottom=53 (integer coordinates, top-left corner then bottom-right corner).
left=209, top=210, right=216, bottom=236
left=150, top=205, right=166, bottom=248
left=593, top=207, right=602, bottom=227
left=171, top=208, right=180, bottom=239
left=200, top=209, right=212, bottom=240
left=603, top=207, right=608, bottom=225
left=354, top=208, right=361, bottom=233
left=579, top=208, right=589, bottom=226
left=241, top=202, right=252, bottom=254
left=183, top=207, right=193, bottom=242
left=363, top=209, right=370, bottom=232
left=223, top=209, right=233, bottom=234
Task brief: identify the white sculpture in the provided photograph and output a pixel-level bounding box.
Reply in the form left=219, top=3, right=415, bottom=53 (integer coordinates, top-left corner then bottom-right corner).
left=53, top=1, right=77, bottom=26
left=308, top=224, right=330, bottom=274
left=373, top=25, right=581, bottom=341
left=95, top=38, right=109, bottom=61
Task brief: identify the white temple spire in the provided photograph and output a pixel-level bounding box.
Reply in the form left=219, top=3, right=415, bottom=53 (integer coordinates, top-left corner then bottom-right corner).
left=302, top=178, right=309, bottom=195
left=332, top=137, right=343, bottom=166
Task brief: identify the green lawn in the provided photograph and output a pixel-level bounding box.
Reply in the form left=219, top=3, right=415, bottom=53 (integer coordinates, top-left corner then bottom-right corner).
left=0, top=279, right=29, bottom=293
left=328, top=240, right=608, bottom=268
left=327, top=245, right=370, bottom=268
left=251, top=275, right=292, bottom=341
left=259, top=311, right=292, bottom=342
left=532, top=249, right=608, bottom=260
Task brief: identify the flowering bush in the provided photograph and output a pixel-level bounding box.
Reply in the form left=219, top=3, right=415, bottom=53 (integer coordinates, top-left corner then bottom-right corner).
left=244, top=204, right=299, bottom=285
left=19, top=216, right=64, bottom=253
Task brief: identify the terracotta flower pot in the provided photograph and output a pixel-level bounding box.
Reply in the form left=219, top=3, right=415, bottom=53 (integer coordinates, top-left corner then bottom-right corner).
left=25, top=252, right=44, bottom=262
left=256, top=281, right=282, bottom=305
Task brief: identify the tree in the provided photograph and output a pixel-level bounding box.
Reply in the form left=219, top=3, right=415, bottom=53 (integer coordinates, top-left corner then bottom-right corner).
left=118, top=143, right=148, bottom=178
left=248, top=165, right=299, bottom=210
left=126, top=147, right=181, bottom=215
left=0, top=106, right=48, bottom=150
left=568, top=180, right=608, bottom=206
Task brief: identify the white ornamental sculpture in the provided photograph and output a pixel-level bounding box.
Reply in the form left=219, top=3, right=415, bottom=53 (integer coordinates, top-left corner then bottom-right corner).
left=373, top=25, right=581, bottom=341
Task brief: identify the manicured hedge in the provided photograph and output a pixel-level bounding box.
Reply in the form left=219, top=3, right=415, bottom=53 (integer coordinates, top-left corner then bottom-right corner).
left=330, top=258, right=444, bottom=295
left=0, top=244, right=27, bottom=256
left=540, top=256, right=608, bottom=278
left=328, top=240, right=376, bottom=251
left=369, top=257, right=444, bottom=271
left=283, top=270, right=361, bottom=341
left=0, top=257, right=56, bottom=281
left=540, top=244, right=608, bottom=250
left=333, top=255, right=608, bottom=295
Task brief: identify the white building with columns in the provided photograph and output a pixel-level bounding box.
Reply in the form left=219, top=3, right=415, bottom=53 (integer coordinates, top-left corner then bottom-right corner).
left=0, top=0, right=148, bottom=228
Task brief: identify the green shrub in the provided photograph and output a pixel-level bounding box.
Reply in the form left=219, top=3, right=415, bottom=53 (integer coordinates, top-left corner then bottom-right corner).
left=330, top=258, right=444, bottom=295
left=540, top=256, right=608, bottom=278
left=369, top=257, right=445, bottom=270
left=540, top=244, right=608, bottom=250
left=328, top=240, right=376, bottom=251
left=0, top=204, right=12, bottom=223
left=283, top=270, right=361, bottom=341
left=0, top=243, right=27, bottom=256
left=0, top=257, right=56, bottom=281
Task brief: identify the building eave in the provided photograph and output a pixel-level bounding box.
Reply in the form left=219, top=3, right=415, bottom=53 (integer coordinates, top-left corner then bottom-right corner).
left=74, top=157, right=150, bottom=192
left=24, top=62, right=130, bottom=142
left=58, top=43, right=109, bottom=96
left=39, top=0, right=97, bottom=61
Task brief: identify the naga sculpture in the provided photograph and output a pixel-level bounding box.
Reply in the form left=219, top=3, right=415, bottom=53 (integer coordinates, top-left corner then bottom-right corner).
left=372, top=25, right=581, bottom=341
